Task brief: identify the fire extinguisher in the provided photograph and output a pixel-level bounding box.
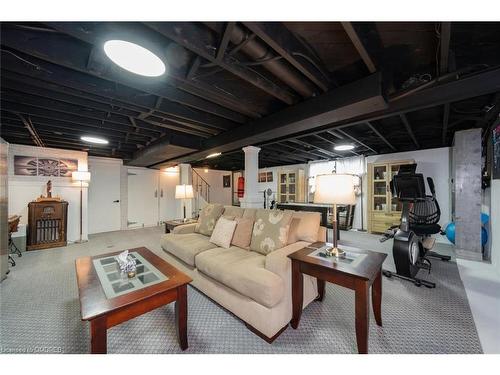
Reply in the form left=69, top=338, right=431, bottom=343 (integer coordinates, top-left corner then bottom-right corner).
left=237, top=176, right=245, bottom=198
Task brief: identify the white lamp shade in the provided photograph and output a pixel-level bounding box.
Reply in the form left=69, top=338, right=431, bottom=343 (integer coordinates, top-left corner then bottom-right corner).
left=72, top=171, right=91, bottom=182
left=175, top=184, right=194, bottom=199
left=314, top=174, right=356, bottom=204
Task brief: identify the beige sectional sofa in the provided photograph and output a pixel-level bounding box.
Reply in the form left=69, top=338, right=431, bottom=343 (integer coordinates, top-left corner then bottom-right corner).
left=160, top=205, right=326, bottom=342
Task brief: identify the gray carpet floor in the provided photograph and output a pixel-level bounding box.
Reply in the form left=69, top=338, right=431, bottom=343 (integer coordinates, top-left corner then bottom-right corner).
left=0, top=227, right=482, bottom=354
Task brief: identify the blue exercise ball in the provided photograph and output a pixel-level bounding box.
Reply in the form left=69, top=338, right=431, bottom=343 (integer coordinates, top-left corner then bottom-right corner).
left=481, top=213, right=490, bottom=225
left=445, top=222, right=456, bottom=244
left=482, top=226, right=488, bottom=246
left=445, top=221, right=488, bottom=246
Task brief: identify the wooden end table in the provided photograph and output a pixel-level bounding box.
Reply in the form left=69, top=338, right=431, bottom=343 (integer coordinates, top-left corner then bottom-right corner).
left=75, top=247, right=192, bottom=353
left=164, top=219, right=197, bottom=233
left=288, top=242, right=387, bottom=354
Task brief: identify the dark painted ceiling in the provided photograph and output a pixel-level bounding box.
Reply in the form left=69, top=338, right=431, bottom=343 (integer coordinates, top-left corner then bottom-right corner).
left=1, top=22, right=500, bottom=170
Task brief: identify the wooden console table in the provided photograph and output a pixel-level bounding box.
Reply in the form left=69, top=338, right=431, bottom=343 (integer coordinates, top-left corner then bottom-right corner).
left=288, top=242, right=386, bottom=354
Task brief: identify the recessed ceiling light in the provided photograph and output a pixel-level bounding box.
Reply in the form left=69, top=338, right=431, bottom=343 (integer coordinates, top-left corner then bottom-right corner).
left=103, top=40, right=166, bottom=77
left=81, top=136, right=109, bottom=145
left=206, top=152, right=221, bottom=159
left=334, top=144, right=355, bottom=151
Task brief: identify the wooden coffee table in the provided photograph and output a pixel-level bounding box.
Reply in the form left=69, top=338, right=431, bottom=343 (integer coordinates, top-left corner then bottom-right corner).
left=288, top=242, right=387, bottom=354
left=75, top=247, right=192, bottom=353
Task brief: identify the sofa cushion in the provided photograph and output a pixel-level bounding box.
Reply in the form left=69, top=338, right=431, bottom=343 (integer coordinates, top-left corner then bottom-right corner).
left=242, top=208, right=257, bottom=220
left=195, top=247, right=285, bottom=308
left=210, top=217, right=237, bottom=249
left=287, top=211, right=322, bottom=244
left=231, top=217, right=254, bottom=249
left=195, top=203, right=224, bottom=236
left=249, top=209, right=293, bottom=255
left=223, top=205, right=244, bottom=218
left=161, top=233, right=219, bottom=266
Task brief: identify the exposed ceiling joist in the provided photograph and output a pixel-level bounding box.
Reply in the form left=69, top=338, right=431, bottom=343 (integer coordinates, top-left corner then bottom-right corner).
left=1, top=80, right=216, bottom=138
left=1, top=26, right=247, bottom=123
left=365, top=122, right=397, bottom=151
left=145, top=22, right=298, bottom=105
left=14, top=113, right=45, bottom=147
left=264, top=144, right=315, bottom=162
left=335, top=129, right=377, bottom=154
left=150, top=72, right=386, bottom=167
left=2, top=116, right=147, bottom=145
left=289, top=138, right=339, bottom=158
left=441, top=103, right=450, bottom=146
left=399, top=114, right=420, bottom=149
left=216, top=22, right=236, bottom=61
left=341, top=22, right=377, bottom=73
left=242, top=22, right=330, bottom=92
left=1, top=100, right=161, bottom=139
left=439, top=22, right=452, bottom=76
left=44, top=22, right=264, bottom=119
left=250, top=66, right=500, bottom=151
left=1, top=56, right=238, bottom=131
left=310, top=134, right=359, bottom=156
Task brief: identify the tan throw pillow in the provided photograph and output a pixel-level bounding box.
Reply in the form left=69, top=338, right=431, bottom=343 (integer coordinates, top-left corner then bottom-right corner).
left=209, top=217, right=237, bottom=249
left=195, top=203, right=224, bottom=236
left=250, top=209, right=293, bottom=255
left=231, top=217, right=254, bottom=249
left=287, top=211, right=322, bottom=244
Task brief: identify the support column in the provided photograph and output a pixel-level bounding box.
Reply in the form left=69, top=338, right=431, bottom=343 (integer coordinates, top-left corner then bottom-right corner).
left=179, top=163, right=193, bottom=218
left=453, top=128, right=482, bottom=261
left=240, top=146, right=262, bottom=208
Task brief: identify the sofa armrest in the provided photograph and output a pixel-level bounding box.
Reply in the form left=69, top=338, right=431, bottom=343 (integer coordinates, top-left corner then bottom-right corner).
left=172, top=223, right=197, bottom=234
left=265, top=241, right=310, bottom=280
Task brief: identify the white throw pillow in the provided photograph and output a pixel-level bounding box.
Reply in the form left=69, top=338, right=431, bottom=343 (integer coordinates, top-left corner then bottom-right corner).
left=209, top=216, right=237, bottom=249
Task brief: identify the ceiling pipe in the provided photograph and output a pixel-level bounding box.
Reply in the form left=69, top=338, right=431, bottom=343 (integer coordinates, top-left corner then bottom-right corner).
left=206, top=23, right=318, bottom=99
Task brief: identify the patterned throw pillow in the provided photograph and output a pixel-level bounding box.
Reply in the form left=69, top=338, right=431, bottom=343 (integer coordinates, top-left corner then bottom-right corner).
left=195, top=203, right=224, bottom=236
left=249, top=209, right=293, bottom=255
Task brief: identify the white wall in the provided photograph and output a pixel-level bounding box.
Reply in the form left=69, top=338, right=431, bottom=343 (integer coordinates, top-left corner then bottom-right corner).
left=193, top=168, right=232, bottom=206
left=7, top=144, right=88, bottom=243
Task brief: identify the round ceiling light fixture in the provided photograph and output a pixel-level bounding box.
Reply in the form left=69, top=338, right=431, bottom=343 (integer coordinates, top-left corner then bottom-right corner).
left=81, top=136, right=109, bottom=145
left=334, top=144, right=355, bottom=151
left=103, top=40, right=166, bottom=77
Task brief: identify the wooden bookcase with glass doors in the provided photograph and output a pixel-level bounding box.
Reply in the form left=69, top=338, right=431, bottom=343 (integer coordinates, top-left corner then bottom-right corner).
left=277, top=169, right=305, bottom=203
left=367, top=160, right=414, bottom=233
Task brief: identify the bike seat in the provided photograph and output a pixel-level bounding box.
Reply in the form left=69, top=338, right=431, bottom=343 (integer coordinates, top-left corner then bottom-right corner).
left=410, top=223, right=441, bottom=236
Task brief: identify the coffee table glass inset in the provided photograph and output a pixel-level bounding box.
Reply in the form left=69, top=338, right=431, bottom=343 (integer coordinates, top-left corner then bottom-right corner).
left=93, top=251, right=168, bottom=299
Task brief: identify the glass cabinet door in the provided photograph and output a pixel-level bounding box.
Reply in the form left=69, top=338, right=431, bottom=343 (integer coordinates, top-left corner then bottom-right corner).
left=372, top=165, right=388, bottom=211
left=389, top=164, right=402, bottom=212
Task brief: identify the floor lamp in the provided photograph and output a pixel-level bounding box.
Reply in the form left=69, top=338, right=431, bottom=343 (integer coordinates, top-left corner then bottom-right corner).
left=314, top=173, right=356, bottom=257
left=175, top=184, right=194, bottom=222
left=72, top=171, right=91, bottom=243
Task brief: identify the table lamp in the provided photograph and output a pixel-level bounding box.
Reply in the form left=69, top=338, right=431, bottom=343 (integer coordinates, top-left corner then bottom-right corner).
left=175, top=184, right=194, bottom=222
left=72, top=170, right=91, bottom=243
left=314, top=174, right=356, bottom=257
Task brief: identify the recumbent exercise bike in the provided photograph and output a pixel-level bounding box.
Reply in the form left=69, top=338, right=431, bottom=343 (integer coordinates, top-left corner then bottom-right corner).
left=380, top=164, right=450, bottom=288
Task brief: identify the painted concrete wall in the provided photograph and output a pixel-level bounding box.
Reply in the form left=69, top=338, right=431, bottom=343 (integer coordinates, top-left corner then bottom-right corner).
left=7, top=144, right=88, bottom=243
left=490, top=180, right=500, bottom=275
